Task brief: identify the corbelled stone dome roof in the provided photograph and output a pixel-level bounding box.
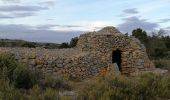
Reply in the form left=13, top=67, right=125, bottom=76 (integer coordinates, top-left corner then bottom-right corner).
left=91, top=26, right=122, bottom=36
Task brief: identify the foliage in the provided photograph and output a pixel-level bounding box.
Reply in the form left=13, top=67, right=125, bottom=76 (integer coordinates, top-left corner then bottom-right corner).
left=0, top=39, right=60, bottom=49
left=0, top=54, right=42, bottom=89
left=59, top=37, right=79, bottom=48
left=44, top=43, right=60, bottom=49
left=154, top=59, right=170, bottom=70
left=43, top=88, right=60, bottom=100
left=59, top=42, right=70, bottom=48
left=21, top=42, right=36, bottom=48
left=162, top=36, right=170, bottom=51
left=13, top=66, right=42, bottom=89
left=132, top=28, right=148, bottom=45
left=0, top=79, right=25, bottom=100
left=69, top=37, right=79, bottom=47
left=0, top=54, right=18, bottom=81
left=0, top=80, right=69, bottom=100
left=0, top=53, right=170, bottom=100
left=78, top=73, right=170, bottom=100
left=39, top=76, right=71, bottom=91
left=131, top=28, right=170, bottom=59
left=147, top=35, right=167, bottom=58
left=0, top=54, right=71, bottom=99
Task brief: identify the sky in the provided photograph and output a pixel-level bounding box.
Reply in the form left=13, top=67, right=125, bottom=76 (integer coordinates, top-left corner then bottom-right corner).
left=0, top=0, right=170, bottom=43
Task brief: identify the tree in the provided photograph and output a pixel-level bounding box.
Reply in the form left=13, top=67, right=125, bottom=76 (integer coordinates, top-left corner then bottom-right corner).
left=132, top=28, right=148, bottom=45
left=59, top=42, right=69, bottom=48
left=21, top=42, right=36, bottom=48
left=59, top=37, right=79, bottom=48
left=147, top=30, right=167, bottom=58
left=131, top=28, right=169, bottom=59
left=157, top=29, right=166, bottom=37
left=69, top=37, right=78, bottom=47
left=163, top=36, right=170, bottom=50
left=125, top=33, right=129, bottom=37
left=132, top=28, right=149, bottom=55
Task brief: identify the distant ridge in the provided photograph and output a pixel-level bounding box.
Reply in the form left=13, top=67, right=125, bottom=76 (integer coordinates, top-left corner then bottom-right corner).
left=0, top=39, right=60, bottom=49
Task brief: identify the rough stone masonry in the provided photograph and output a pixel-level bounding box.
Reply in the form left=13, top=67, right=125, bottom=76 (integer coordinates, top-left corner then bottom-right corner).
left=0, top=27, right=156, bottom=79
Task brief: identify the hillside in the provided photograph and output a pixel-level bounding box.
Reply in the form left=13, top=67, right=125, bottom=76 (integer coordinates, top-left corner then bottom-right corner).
left=0, top=39, right=60, bottom=49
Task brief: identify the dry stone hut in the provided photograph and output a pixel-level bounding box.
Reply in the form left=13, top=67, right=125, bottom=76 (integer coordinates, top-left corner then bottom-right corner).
left=76, top=26, right=155, bottom=76
left=0, top=27, right=156, bottom=79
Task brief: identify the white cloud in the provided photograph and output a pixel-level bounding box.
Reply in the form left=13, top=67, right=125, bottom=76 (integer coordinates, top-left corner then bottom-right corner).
left=117, top=16, right=159, bottom=33
left=74, top=21, right=113, bottom=31
left=123, top=8, right=139, bottom=14
left=38, top=1, right=56, bottom=6
left=40, top=21, right=114, bottom=31
left=0, top=0, right=20, bottom=3
left=0, top=24, right=83, bottom=43
left=159, top=18, right=170, bottom=23
left=0, top=5, right=48, bottom=12
left=0, top=4, right=49, bottom=19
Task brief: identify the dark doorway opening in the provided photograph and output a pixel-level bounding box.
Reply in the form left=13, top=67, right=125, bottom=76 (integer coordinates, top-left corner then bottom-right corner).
left=112, top=49, right=122, bottom=71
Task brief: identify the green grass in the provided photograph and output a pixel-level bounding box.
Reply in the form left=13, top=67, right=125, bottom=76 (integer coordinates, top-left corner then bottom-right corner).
left=78, top=73, right=170, bottom=100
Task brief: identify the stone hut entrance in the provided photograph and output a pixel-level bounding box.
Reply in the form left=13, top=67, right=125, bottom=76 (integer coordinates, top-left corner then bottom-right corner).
left=112, top=49, right=122, bottom=71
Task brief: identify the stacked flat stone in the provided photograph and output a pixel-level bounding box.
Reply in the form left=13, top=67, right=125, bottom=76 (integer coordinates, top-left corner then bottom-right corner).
left=0, top=26, right=155, bottom=79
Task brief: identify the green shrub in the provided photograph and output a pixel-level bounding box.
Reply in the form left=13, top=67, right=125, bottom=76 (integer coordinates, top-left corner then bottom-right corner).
left=21, top=42, right=36, bottom=48
left=0, top=79, right=24, bottom=100
left=0, top=54, right=42, bottom=89
left=166, top=51, right=170, bottom=59
left=154, top=48, right=166, bottom=58
left=13, top=66, right=42, bottom=89
left=39, top=76, right=71, bottom=91
left=154, top=60, right=166, bottom=69
left=69, top=37, right=78, bottom=47
left=44, top=88, right=60, bottom=100
left=59, top=43, right=70, bottom=48
left=27, top=85, right=44, bottom=100
left=14, top=67, right=34, bottom=89
left=28, top=85, right=70, bottom=100
left=0, top=54, right=18, bottom=81
left=78, top=73, right=170, bottom=100
left=154, top=59, right=170, bottom=69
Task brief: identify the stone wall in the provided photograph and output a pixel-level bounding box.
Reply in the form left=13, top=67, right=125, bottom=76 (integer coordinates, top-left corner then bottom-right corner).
left=0, top=27, right=155, bottom=79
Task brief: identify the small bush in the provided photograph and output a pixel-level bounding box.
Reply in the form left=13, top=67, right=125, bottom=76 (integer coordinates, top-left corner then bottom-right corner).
left=0, top=54, right=18, bottom=81
left=44, top=88, right=60, bottom=100
left=154, top=60, right=166, bottom=69
left=154, top=59, right=170, bottom=69
left=27, top=85, right=44, bottom=100
left=14, top=67, right=34, bottom=89
left=0, top=54, right=71, bottom=99
left=39, top=76, right=71, bottom=91
left=166, top=51, right=170, bottom=59
left=59, top=43, right=70, bottom=48
left=69, top=37, right=78, bottom=47
left=154, top=48, right=166, bottom=58
left=78, top=73, right=170, bottom=100
left=13, top=66, right=42, bottom=89
left=21, top=43, right=36, bottom=48
left=0, top=79, right=24, bottom=100
left=28, top=85, right=70, bottom=100
left=0, top=54, right=42, bottom=90
left=58, top=37, right=79, bottom=49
